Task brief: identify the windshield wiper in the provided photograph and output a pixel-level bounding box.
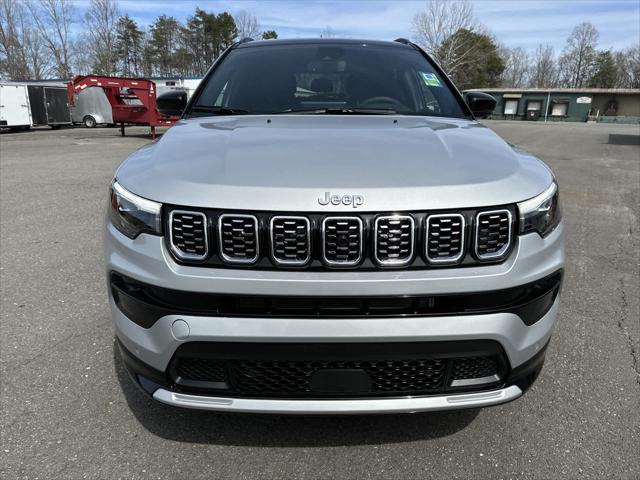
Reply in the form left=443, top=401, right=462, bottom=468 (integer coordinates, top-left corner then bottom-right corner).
left=190, top=106, right=251, bottom=116
left=275, top=107, right=398, bottom=115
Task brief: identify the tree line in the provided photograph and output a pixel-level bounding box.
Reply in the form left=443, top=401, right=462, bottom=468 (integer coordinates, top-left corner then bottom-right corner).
left=0, top=0, right=277, bottom=80
left=1, top=0, right=638, bottom=89
left=412, top=0, right=639, bottom=90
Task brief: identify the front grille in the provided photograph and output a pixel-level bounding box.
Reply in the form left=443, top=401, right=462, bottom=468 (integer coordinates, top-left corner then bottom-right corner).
left=169, top=211, right=208, bottom=260
left=270, top=216, right=311, bottom=265
left=218, top=214, right=259, bottom=264
left=164, top=206, right=517, bottom=270
left=374, top=215, right=414, bottom=265
left=169, top=342, right=506, bottom=398
left=322, top=217, right=363, bottom=265
left=425, top=214, right=465, bottom=263
left=476, top=210, right=512, bottom=259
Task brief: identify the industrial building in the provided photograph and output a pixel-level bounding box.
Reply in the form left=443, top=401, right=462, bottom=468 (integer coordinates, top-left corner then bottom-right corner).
left=465, top=88, right=640, bottom=123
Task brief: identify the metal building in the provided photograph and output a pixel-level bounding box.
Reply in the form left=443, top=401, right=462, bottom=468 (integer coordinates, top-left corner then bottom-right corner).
left=464, top=88, right=640, bottom=124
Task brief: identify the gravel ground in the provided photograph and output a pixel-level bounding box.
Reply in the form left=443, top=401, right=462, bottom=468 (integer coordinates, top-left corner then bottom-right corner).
left=1, top=120, right=639, bottom=479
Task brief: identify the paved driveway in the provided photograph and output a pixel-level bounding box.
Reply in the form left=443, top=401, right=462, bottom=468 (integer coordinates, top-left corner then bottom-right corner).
left=1, top=121, right=638, bottom=479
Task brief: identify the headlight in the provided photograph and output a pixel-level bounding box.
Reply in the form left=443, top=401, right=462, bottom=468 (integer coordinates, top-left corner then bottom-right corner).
left=109, top=180, right=162, bottom=239
left=518, top=181, right=561, bottom=238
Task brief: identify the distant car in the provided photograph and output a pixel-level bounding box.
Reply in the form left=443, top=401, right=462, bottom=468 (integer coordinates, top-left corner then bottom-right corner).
left=106, top=38, right=564, bottom=414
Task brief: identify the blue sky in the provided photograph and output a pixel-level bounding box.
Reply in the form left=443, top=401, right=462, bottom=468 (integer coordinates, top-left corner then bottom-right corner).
left=81, top=0, right=639, bottom=53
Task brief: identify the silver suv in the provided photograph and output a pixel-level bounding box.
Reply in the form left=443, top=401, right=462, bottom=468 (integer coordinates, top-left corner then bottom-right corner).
left=106, top=38, right=564, bottom=414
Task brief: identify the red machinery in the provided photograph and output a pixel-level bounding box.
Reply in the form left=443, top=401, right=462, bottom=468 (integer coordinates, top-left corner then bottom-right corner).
left=67, top=75, right=180, bottom=139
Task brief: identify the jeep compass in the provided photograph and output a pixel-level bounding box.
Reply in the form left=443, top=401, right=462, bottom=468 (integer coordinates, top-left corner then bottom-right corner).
left=106, top=38, right=564, bottom=413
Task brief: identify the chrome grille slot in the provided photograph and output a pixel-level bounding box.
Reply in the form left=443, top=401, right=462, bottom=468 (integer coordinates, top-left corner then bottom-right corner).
left=475, top=210, right=512, bottom=259
left=218, top=214, right=259, bottom=264
left=374, top=215, right=414, bottom=265
left=425, top=214, right=465, bottom=263
left=270, top=216, right=311, bottom=265
left=169, top=211, right=208, bottom=260
left=322, top=217, right=363, bottom=266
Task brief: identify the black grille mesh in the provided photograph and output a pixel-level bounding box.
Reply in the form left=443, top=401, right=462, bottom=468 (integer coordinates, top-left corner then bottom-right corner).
left=172, top=354, right=502, bottom=397
left=452, top=356, right=498, bottom=380
left=219, top=215, right=258, bottom=262
left=271, top=217, right=310, bottom=264
left=170, top=212, right=207, bottom=258
left=176, top=358, right=226, bottom=382
left=323, top=217, right=362, bottom=264
left=476, top=211, right=511, bottom=258
left=375, top=216, right=414, bottom=264
left=426, top=215, right=464, bottom=262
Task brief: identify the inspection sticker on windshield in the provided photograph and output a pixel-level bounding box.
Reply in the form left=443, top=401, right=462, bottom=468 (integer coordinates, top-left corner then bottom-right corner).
left=420, top=72, right=441, bottom=87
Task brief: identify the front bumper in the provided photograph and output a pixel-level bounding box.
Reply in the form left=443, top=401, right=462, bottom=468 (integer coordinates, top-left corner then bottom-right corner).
left=106, top=221, right=564, bottom=413
left=152, top=385, right=523, bottom=414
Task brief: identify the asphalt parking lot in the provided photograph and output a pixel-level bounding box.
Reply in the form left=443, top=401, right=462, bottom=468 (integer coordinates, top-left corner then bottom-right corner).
left=1, top=120, right=639, bottom=479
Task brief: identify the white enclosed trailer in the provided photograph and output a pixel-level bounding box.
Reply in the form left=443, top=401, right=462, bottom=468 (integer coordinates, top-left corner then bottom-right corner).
left=0, top=83, right=32, bottom=130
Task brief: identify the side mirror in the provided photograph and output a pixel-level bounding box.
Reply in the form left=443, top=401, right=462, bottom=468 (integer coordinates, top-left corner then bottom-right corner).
left=157, top=90, right=187, bottom=117
left=465, top=91, right=496, bottom=119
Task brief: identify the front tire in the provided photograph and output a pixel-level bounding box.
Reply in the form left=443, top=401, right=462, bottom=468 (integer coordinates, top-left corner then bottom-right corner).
left=83, top=115, right=97, bottom=128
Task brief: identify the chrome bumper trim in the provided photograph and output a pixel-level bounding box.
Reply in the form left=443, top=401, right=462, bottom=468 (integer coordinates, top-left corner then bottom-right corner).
left=450, top=374, right=501, bottom=387
left=152, top=385, right=522, bottom=414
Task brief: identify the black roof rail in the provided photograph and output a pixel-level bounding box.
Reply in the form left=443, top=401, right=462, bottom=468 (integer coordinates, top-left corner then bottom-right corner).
left=239, top=37, right=254, bottom=44
left=394, top=38, right=412, bottom=45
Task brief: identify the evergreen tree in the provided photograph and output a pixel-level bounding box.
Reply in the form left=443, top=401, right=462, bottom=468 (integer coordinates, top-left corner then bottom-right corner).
left=438, top=29, right=505, bottom=89
left=147, top=15, right=181, bottom=76
left=115, top=15, right=144, bottom=76
left=589, top=50, right=617, bottom=88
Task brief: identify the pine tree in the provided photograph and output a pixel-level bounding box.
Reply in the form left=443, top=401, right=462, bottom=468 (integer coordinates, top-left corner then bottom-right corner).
left=115, top=15, right=144, bottom=77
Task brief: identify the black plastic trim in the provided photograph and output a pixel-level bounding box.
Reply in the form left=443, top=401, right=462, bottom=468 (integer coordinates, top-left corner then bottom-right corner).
left=168, top=340, right=508, bottom=398
left=110, top=269, right=563, bottom=329
left=116, top=337, right=549, bottom=402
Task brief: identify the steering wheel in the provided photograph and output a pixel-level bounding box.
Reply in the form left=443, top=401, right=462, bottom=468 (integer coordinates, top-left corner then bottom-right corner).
left=358, top=96, right=407, bottom=110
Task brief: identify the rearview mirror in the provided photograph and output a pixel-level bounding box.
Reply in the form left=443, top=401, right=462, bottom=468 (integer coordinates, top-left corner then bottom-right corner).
left=157, top=90, right=187, bottom=117
left=465, top=91, right=496, bottom=119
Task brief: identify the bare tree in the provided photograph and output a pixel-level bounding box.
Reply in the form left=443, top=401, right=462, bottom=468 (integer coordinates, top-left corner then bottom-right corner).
left=234, top=10, right=260, bottom=40
left=320, top=26, right=335, bottom=38
left=529, top=44, right=558, bottom=88
left=27, top=0, right=75, bottom=79
left=22, top=15, right=50, bottom=79
left=559, top=22, right=599, bottom=88
left=0, top=0, right=31, bottom=79
left=84, top=0, right=119, bottom=75
left=614, top=46, right=640, bottom=88
left=500, top=47, right=530, bottom=87
left=411, top=0, right=477, bottom=73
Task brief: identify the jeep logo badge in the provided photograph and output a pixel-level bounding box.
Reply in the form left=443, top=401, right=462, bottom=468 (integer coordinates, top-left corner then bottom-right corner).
left=318, top=192, right=364, bottom=208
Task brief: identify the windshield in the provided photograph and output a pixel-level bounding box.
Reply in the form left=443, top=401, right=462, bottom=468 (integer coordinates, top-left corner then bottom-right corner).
left=189, top=42, right=467, bottom=118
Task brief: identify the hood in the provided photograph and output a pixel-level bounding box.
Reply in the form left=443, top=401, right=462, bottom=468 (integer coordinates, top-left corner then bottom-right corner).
left=116, top=116, right=553, bottom=212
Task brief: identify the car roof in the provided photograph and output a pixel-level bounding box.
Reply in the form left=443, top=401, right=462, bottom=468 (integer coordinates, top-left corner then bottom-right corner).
left=235, top=38, right=412, bottom=49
